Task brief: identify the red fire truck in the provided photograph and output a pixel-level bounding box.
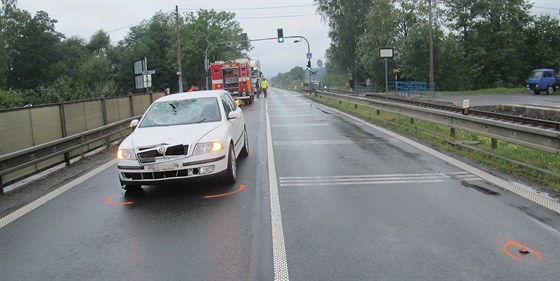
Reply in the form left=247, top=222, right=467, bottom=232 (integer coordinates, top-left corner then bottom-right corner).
left=209, top=59, right=254, bottom=104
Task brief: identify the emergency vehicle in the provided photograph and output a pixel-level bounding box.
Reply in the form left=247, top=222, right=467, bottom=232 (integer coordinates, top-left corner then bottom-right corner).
left=250, top=60, right=262, bottom=96
left=209, top=59, right=254, bottom=104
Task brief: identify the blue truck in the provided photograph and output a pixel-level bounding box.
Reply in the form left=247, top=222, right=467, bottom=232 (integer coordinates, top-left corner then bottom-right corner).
left=526, top=68, right=559, bottom=95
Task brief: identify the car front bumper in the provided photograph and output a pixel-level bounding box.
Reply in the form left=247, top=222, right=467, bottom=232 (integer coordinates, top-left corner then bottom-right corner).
left=117, top=154, right=228, bottom=185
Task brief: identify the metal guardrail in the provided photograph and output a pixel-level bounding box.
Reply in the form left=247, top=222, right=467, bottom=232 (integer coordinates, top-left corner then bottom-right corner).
left=0, top=117, right=138, bottom=193
left=314, top=91, right=560, bottom=154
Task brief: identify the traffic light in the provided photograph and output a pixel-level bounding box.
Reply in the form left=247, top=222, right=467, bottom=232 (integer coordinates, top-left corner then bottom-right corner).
left=306, top=60, right=311, bottom=71
left=277, top=28, right=284, bottom=43
left=240, top=33, right=248, bottom=49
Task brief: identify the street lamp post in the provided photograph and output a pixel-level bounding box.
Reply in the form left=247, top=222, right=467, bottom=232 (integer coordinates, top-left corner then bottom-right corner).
left=294, top=37, right=312, bottom=94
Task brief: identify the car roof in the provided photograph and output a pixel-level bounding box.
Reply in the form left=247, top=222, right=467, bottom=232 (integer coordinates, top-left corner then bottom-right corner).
left=534, top=69, right=554, bottom=72
left=154, top=90, right=226, bottom=102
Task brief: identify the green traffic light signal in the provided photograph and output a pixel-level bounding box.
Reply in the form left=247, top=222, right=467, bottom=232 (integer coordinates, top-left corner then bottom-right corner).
left=277, top=28, right=284, bottom=43
left=306, top=60, right=311, bottom=71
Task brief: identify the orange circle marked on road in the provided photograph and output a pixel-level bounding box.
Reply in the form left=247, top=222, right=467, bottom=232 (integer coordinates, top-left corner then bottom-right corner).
left=204, top=185, right=246, bottom=199
left=503, top=240, right=543, bottom=262
left=105, top=195, right=133, bottom=205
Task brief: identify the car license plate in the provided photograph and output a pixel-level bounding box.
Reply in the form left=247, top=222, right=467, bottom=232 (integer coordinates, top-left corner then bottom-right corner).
left=146, top=162, right=179, bottom=172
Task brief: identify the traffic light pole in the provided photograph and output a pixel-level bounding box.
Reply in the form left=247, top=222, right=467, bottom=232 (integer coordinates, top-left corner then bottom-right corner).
left=290, top=36, right=312, bottom=94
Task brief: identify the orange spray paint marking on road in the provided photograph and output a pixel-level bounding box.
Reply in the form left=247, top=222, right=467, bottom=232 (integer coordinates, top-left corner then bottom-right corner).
left=204, top=185, right=246, bottom=199
left=503, top=240, right=543, bottom=262
left=105, top=195, right=133, bottom=205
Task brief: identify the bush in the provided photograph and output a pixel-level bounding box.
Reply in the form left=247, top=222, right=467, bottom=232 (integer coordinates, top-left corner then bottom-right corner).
left=0, top=89, right=26, bottom=109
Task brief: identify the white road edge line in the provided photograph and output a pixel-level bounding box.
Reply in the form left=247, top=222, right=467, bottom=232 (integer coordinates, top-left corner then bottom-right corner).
left=266, top=100, right=290, bottom=281
left=330, top=104, right=560, bottom=214
left=0, top=159, right=117, bottom=229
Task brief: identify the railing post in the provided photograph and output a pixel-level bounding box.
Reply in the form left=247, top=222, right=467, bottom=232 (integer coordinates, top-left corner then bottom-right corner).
left=450, top=127, right=456, bottom=139
left=492, top=138, right=498, bottom=149
left=59, top=99, right=71, bottom=166
left=129, top=95, right=135, bottom=117
left=0, top=176, right=4, bottom=195
left=101, top=97, right=108, bottom=125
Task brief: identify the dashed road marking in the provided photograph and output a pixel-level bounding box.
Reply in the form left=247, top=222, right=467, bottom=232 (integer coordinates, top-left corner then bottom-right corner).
left=279, top=172, right=482, bottom=187
left=271, top=123, right=330, bottom=127
left=331, top=106, right=560, bottom=214
left=273, top=139, right=401, bottom=146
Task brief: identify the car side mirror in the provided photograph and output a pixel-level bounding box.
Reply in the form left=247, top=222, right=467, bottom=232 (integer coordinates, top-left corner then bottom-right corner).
left=228, top=110, right=241, bottom=120
left=130, top=119, right=139, bottom=128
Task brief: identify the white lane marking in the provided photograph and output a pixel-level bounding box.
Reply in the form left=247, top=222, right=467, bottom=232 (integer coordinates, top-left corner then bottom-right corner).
left=269, top=114, right=317, bottom=117
left=0, top=159, right=117, bottom=229
left=281, top=179, right=449, bottom=187
left=279, top=172, right=482, bottom=187
left=266, top=101, right=290, bottom=281
left=329, top=105, right=560, bottom=214
left=271, top=123, right=330, bottom=127
left=274, top=139, right=401, bottom=146
left=268, top=106, right=314, bottom=109
left=280, top=171, right=471, bottom=179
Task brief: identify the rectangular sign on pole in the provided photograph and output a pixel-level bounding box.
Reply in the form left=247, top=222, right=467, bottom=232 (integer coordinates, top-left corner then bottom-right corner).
left=379, top=48, right=394, bottom=58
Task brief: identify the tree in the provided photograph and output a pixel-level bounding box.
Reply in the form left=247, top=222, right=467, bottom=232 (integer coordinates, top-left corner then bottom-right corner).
left=360, top=0, right=398, bottom=88
left=4, top=9, right=64, bottom=89
left=183, top=9, right=246, bottom=89
left=47, top=36, right=88, bottom=82
left=315, top=0, right=372, bottom=82
left=111, top=11, right=176, bottom=93
left=0, top=12, right=8, bottom=87
left=443, top=0, right=533, bottom=88
left=524, top=15, right=560, bottom=71
left=271, top=66, right=306, bottom=88
left=86, top=30, right=111, bottom=55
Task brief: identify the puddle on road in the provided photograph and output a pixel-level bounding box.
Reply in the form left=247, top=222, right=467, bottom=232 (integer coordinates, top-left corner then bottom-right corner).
left=461, top=180, right=500, bottom=196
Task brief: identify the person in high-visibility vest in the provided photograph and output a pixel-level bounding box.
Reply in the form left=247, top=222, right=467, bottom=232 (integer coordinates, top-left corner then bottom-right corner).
left=261, top=78, right=269, bottom=98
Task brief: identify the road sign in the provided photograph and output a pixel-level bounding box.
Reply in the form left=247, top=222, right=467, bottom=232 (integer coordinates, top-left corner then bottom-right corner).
left=379, top=48, right=394, bottom=58
left=392, top=68, right=400, bottom=74
left=307, top=52, right=312, bottom=59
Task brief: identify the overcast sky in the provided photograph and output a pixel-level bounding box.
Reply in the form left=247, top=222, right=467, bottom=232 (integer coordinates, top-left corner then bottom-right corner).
left=16, top=0, right=560, bottom=79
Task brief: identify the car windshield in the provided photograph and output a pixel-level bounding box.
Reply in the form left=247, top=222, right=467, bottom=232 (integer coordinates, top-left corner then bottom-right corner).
left=530, top=71, right=543, bottom=78
left=138, top=97, right=221, bottom=128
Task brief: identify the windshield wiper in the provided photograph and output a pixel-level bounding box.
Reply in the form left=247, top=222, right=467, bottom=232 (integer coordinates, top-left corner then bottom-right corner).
left=169, top=103, right=177, bottom=113
left=196, top=118, right=206, bottom=124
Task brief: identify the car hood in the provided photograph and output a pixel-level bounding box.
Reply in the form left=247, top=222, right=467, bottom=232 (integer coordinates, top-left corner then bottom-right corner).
left=130, top=123, right=222, bottom=148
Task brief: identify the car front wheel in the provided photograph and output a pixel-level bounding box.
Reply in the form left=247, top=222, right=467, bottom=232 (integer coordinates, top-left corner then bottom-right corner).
left=240, top=129, right=249, bottom=157
left=223, top=145, right=237, bottom=184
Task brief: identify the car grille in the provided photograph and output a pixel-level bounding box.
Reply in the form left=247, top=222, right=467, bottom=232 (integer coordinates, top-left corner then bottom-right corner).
left=137, top=144, right=188, bottom=164
left=123, top=168, right=200, bottom=180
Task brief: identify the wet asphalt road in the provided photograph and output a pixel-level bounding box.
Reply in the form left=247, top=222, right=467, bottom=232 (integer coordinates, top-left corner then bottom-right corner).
left=1, top=89, right=560, bottom=280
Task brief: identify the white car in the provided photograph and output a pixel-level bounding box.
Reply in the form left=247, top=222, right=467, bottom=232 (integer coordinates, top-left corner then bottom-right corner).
left=117, top=90, right=248, bottom=191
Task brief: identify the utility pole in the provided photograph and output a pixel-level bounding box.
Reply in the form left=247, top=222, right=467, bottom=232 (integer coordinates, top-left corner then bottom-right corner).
left=428, top=0, right=434, bottom=90
left=176, top=5, right=183, bottom=93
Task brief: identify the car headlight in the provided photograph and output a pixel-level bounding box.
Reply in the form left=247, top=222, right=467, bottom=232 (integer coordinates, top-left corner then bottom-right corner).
left=117, top=149, right=136, bottom=160
left=193, top=142, right=223, bottom=155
